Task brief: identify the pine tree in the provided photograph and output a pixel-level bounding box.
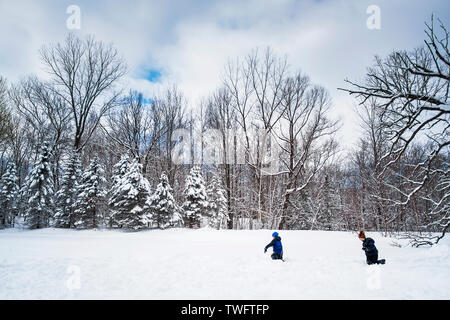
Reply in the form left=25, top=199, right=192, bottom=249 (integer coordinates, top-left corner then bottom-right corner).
left=21, top=143, right=54, bottom=229
left=54, top=151, right=82, bottom=228
left=207, top=174, right=229, bottom=229
left=73, top=157, right=106, bottom=229
left=107, top=155, right=130, bottom=227
left=182, top=166, right=209, bottom=228
left=0, top=162, right=20, bottom=228
left=149, top=172, right=182, bottom=229
left=108, top=158, right=152, bottom=230
left=112, top=155, right=131, bottom=183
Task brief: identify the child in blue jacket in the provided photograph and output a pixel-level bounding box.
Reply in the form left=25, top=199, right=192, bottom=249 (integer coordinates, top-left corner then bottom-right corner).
left=264, top=232, right=283, bottom=260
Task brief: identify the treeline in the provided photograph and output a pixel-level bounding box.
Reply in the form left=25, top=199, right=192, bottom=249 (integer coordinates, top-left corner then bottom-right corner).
left=0, top=145, right=227, bottom=230
left=0, top=17, right=448, bottom=245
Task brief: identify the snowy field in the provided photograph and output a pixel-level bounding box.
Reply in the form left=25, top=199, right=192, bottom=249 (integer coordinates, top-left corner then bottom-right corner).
left=0, top=228, right=449, bottom=300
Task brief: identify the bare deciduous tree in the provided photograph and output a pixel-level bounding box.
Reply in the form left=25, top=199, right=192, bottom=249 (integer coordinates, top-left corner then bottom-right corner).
left=340, top=16, right=450, bottom=245
left=40, top=33, right=127, bottom=151
left=103, top=91, right=165, bottom=175
left=0, top=76, right=13, bottom=152
left=275, top=73, right=340, bottom=229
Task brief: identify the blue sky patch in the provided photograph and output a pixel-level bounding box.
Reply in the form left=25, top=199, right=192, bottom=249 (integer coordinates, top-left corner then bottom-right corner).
left=142, top=68, right=162, bottom=83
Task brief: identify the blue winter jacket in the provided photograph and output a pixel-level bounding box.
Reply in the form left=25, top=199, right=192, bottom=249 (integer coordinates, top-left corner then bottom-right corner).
left=265, top=236, right=283, bottom=255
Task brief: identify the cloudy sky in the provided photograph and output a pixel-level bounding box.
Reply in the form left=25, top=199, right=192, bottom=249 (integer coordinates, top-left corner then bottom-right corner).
left=0, top=0, right=449, bottom=150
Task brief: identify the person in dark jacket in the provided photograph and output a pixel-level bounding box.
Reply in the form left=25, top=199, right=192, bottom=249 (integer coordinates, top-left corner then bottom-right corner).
left=359, top=231, right=385, bottom=265
left=264, top=232, right=283, bottom=260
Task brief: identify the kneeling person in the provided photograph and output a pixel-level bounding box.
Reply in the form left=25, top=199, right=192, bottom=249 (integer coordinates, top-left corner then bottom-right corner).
left=359, top=231, right=385, bottom=265
left=264, top=232, right=283, bottom=260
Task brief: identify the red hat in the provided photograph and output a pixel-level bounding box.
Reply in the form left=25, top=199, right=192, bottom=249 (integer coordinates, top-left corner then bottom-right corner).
left=358, top=231, right=366, bottom=239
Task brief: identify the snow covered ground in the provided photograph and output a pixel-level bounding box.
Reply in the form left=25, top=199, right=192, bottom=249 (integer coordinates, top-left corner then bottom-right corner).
left=0, top=228, right=449, bottom=299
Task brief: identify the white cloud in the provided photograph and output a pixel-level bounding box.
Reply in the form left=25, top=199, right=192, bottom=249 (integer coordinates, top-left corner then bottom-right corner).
left=0, top=0, right=449, bottom=151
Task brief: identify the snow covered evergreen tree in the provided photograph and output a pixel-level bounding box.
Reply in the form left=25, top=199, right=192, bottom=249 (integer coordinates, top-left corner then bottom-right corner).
left=206, top=174, right=229, bottom=229
left=182, top=166, right=209, bottom=228
left=73, top=157, right=106, bottom=229
left=21, top=143, right=54, bottom=229
left=149, top=172, right=182, bottom=229
left=0, top=162, right=20, bottom=228
left=112, top=155, right=131, bottom=182
left=106, top=155, right=130, bottom=227
left=54, top=151, right=82, bottom=228
left=108, top=158, right=152, bottom=230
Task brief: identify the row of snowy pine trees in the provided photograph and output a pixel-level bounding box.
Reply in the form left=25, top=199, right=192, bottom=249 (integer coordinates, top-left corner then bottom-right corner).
left=0, top=144, right=229, bottom=230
